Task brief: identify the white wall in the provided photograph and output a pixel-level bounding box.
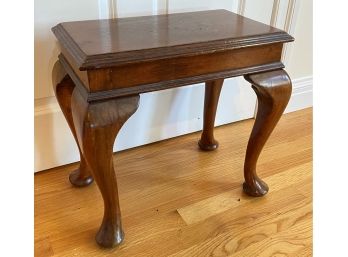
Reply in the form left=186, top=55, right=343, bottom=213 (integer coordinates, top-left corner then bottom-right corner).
left=284, top=0, right=313, bottom=112
left=287, top=0, right=313, bottom=78
left=34, top=0, right=313, bottom=172
left=34, top=0, right=100, bottom=99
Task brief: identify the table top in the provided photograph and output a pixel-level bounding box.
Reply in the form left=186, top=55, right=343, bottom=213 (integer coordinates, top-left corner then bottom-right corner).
left=52, top=9, right=293, bottom=70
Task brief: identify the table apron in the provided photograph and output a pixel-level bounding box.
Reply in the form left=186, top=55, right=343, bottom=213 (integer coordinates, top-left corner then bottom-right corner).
left=59, top=43, right=285, bottom=102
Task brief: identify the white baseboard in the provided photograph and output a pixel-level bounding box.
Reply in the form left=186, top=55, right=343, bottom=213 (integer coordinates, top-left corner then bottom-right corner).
left=34, top=75, right=312, bottom=172
left=285, top=76, right=313, bottom=113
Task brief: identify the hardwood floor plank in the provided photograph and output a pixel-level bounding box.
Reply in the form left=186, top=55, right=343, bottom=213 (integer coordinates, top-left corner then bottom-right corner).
left=53, top=190, right=309, bottom=257
left=290, top=244, right=313, bottom=257
left=35, top=108, right=312, bottom=257
left=225, top=221, right=312, bottom=257
left=177, top=162, right=311, bottom=225
left=170, top=202, right=312, bottom=257
left=35, top=237, right=54, bottom=257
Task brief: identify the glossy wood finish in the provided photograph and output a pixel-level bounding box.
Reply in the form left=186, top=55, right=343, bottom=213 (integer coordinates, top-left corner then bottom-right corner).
left=52, top=10, right=293, bottom=70
left=52, top=9, right=293, bottom=97
left=51, top=9, right=295, bottom=249
left=59, top=52, right=284, bottom=102
left=243, top=70, right=292, bottom=196
left=70, top=79, right=140, bottom=247
left=85, top=43, right=283, bottom=93
left=198, top=79, right=224, bottom=151
left=53, top=64, right=93, bottom=187
left=35, top=109, right=312, bottom=257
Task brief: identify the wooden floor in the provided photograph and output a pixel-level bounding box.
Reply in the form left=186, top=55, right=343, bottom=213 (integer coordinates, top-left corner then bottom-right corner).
left=35, top=108, right=312, bottom=257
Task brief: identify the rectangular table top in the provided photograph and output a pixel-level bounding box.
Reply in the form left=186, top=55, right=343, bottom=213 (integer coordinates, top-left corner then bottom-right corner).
left=52, top=9, right=293, bottom=70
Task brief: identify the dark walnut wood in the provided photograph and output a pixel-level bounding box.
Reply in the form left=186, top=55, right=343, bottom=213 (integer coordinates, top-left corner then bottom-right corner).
left=52, top=62, right=93, bottom=187
left=52, top=9, right=293, bottom=70
left=58, top=51, right=285, bottom=102
left=70, top=80, right=140, bottom=247
left=51, top=9, right=294, bottom=248
left=198, top=79, right=224, bottom=151
left=52, top=9, right=293, bottom=99
left=243, top=70, right=292, bottom=196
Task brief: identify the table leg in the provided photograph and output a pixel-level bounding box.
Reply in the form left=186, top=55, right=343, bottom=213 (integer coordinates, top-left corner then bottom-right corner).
left=55, top=75, right=94, bottom=187
left=243, top=69, right=292, bottom=196
left=71, top=85, right=139, bottom=248
left=198, top=79, right=224, bottom=151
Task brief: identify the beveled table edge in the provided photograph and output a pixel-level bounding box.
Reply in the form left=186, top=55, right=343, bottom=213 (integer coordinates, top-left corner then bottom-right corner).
left=52, top=15, right=293, bottom=71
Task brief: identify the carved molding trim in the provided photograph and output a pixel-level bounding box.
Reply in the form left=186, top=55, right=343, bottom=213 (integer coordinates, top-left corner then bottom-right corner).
left=97, top=0, right=117, bottom=19
left=282, top=0, right=299, bottom=64
left=238, top=0, right=246, bottom=15
left=86, top=62, right=285, bottom=102
left=154, top=0, right=168, bottom=15
left=109, top=0, right=117, bottom=18
left=270, top=0, right=281, bottom=26
left=52, top=21, right=293, bottom=71
left=284, top=0, right=297, bottom=33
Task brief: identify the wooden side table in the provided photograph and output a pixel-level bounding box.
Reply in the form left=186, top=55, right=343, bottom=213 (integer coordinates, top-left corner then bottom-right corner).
left=52, top=9, right=293, bottom=248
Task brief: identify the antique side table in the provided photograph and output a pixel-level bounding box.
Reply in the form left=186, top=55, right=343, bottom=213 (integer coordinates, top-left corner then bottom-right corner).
left=52, top=9, right=293, bottom=248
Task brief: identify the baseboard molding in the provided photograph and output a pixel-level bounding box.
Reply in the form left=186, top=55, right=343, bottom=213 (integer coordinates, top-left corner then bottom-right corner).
left=34, top=75, right=312, bottom=172
left=285, top=76, right=313, bottom=113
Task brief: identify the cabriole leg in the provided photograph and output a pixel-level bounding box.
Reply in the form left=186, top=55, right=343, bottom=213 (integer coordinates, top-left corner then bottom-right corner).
left=71, top=85, right=139, bottom=248
left=243, top=70, right=292, bottom=196
left=54, top=70, right=94, bottom=187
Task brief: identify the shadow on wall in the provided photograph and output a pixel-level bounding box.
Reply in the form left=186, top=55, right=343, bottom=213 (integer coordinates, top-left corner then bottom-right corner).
left=116, top=77, right=257, bottom=153
left=34, top=60, right=79, bottom=171
left=35, top=32, right=61, bottom=99
left=116, top=83, right=205, bottom=152
left=34, top=3, right=258, bottom=172
left=34, top=104, right=80, bottom=172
